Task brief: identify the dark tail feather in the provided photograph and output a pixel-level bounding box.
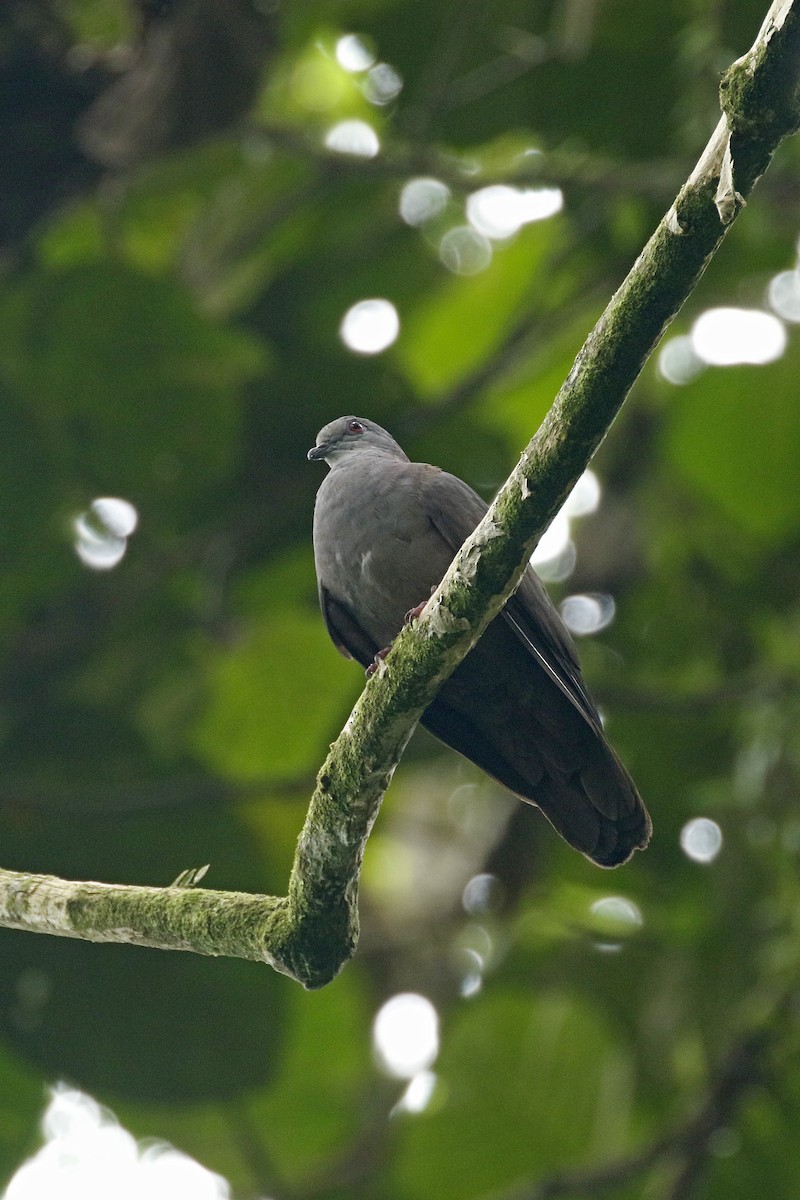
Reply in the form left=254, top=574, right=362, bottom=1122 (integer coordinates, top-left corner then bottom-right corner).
left=534, top=749, right=651, bottom=867
left=422, top=697, right=650, bottom=868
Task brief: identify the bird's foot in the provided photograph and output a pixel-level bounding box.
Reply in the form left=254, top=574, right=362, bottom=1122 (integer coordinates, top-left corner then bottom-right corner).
left=404, top=601, right=427, bottom=624
left=366, top=646, right=391, bottom=678
left=366, top=593, right=434, bottom=677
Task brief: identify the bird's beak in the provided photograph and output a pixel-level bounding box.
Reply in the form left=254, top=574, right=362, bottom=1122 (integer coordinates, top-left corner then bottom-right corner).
left=307, top=443, right=328, bottom=461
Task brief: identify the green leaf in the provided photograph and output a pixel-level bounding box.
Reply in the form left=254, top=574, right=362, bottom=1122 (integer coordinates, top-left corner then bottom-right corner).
left=250, top=968, right=374, bottom=1185
left=0, top=263, right=265, bottom=505
left=0, top=1046, right=46, bottom=1187
left=195, top=608, right=359, bottom=781
left=392, top=988, right=634, bottom=1199
left=0, top=805, right=289, bottom=1104
left=665, top=343, right=800, bottom=542
left=397, top=223, right=561, bottom=396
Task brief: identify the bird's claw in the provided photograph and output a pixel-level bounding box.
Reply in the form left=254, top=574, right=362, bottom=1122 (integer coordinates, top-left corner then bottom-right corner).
left=404, top=601, right=427, bottom=624
left=366, top=592, right=434, bottom=677
left=366, top=647, right=391, bottom=677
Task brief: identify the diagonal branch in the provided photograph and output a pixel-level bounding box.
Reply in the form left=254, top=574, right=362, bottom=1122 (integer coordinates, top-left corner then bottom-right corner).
left=0, top=0, right=798, bottom=988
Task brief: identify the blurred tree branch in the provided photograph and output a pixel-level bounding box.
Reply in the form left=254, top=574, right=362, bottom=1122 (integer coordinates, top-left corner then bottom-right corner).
left=255, top=119, right=687, bottom=198
left=77, top=0, right=276, bottom=168
left=502, top=1032, right=766, bottom=1199
left=0, top=0, right=798, bottom=988
left=0, top=0, right=278, bottom=251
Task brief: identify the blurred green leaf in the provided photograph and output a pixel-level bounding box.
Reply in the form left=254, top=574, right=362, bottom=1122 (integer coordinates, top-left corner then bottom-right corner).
left=251, top=969, right=374, bottom=1184
left=0, top=803, right=290, bottom=1104
left=0, top=934, right=288, bottom=1105
left=0, top=263, right=264, bottom=505
left=0, top=1046, right=46, bottom=1185
left=397, top=223, right=560, bottom=395
left=665, top=344, right=800, bottom=542
left=393, top=988, right=634, bottom=1199
left=195, top=548, right=360, bottom=784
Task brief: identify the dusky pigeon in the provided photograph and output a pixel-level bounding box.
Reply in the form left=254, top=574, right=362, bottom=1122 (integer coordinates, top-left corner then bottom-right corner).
left=308, top=415, right=651, bottom=867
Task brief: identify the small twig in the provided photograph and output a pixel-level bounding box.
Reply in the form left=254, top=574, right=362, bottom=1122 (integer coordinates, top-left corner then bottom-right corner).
left=255, top=119, right=685, bottom=199
left=665, top=1035, right=766, bottom=1200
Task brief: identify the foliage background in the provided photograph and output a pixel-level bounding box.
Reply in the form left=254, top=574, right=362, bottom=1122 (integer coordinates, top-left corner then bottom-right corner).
left=2, top=0, right=800, bottom=1195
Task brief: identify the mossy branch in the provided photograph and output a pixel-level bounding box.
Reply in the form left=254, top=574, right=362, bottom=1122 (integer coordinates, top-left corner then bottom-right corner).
left=1, top=0, right=798, bottom=988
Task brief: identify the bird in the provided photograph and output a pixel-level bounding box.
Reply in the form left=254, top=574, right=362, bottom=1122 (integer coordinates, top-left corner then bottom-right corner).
left=308, top=415, right=651, bottom=867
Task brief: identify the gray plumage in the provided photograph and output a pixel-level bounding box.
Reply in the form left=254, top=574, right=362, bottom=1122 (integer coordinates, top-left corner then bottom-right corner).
left=308, top=415, right=651, bottom=867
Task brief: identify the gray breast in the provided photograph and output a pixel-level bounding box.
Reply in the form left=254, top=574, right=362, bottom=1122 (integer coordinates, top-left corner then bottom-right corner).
left=313, top=457, right=452, bottom=646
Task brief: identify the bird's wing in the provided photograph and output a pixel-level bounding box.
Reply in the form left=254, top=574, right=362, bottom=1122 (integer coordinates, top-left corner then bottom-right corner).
left=423, top=470, right=602, bottom=733
left=319, top=584, right=379, bottom=669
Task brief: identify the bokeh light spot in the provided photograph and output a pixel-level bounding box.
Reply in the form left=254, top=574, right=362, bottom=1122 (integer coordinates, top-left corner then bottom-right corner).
left=91, top=497, right=138, bottom=538
left=534, top=539, right=576, bottom=583
left=5, top=1085, right=230, bottom=1200
left=399, top=177, right=451, bottom=226
left=73, top=496, right=139, bottom=572
left=658, top=334, right=706, bottom=385
left=364, top=62, right=403, bottom=105
left=680, top=817, right=723, bottom=863
left=324, top=119, right=380, bottom=158
left=458, top=950, right=484, bottom=998
left=462, top=872, right=501, bottom=915
left=560, top=593, right=616, bottom=636
left=373, top=993, right=439, bottom=1078
left=531, top=470, right=602, bottom=577
left=439, top=226, right=492, bottom=275
left=691, top=307, right=786, bottom=366
left=589, top=897, right=643, bottom=953
left=335, top=34, right=376, bottom=72
left=768, top=270, right=800, bottom=323
left=392, top=1070, right=437, bottom=1115
left=339, top=298, right=400, bottom=354
left=531, top=511, right=570, bottom=566
left=466, top=185, right=563, bottom=240
left=563, top=469, right=601, bottom=518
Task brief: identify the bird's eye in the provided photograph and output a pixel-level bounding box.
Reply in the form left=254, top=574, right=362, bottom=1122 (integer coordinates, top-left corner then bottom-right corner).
left=346, top=419, right=365, bottom=434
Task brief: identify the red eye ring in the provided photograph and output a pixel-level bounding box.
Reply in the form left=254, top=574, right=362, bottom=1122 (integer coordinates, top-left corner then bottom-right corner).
left=346, top=419, right=365, bottom=434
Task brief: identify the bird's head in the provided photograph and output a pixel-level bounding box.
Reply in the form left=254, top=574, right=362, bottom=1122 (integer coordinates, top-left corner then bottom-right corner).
left=307, top=416, right=408, bottom=467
